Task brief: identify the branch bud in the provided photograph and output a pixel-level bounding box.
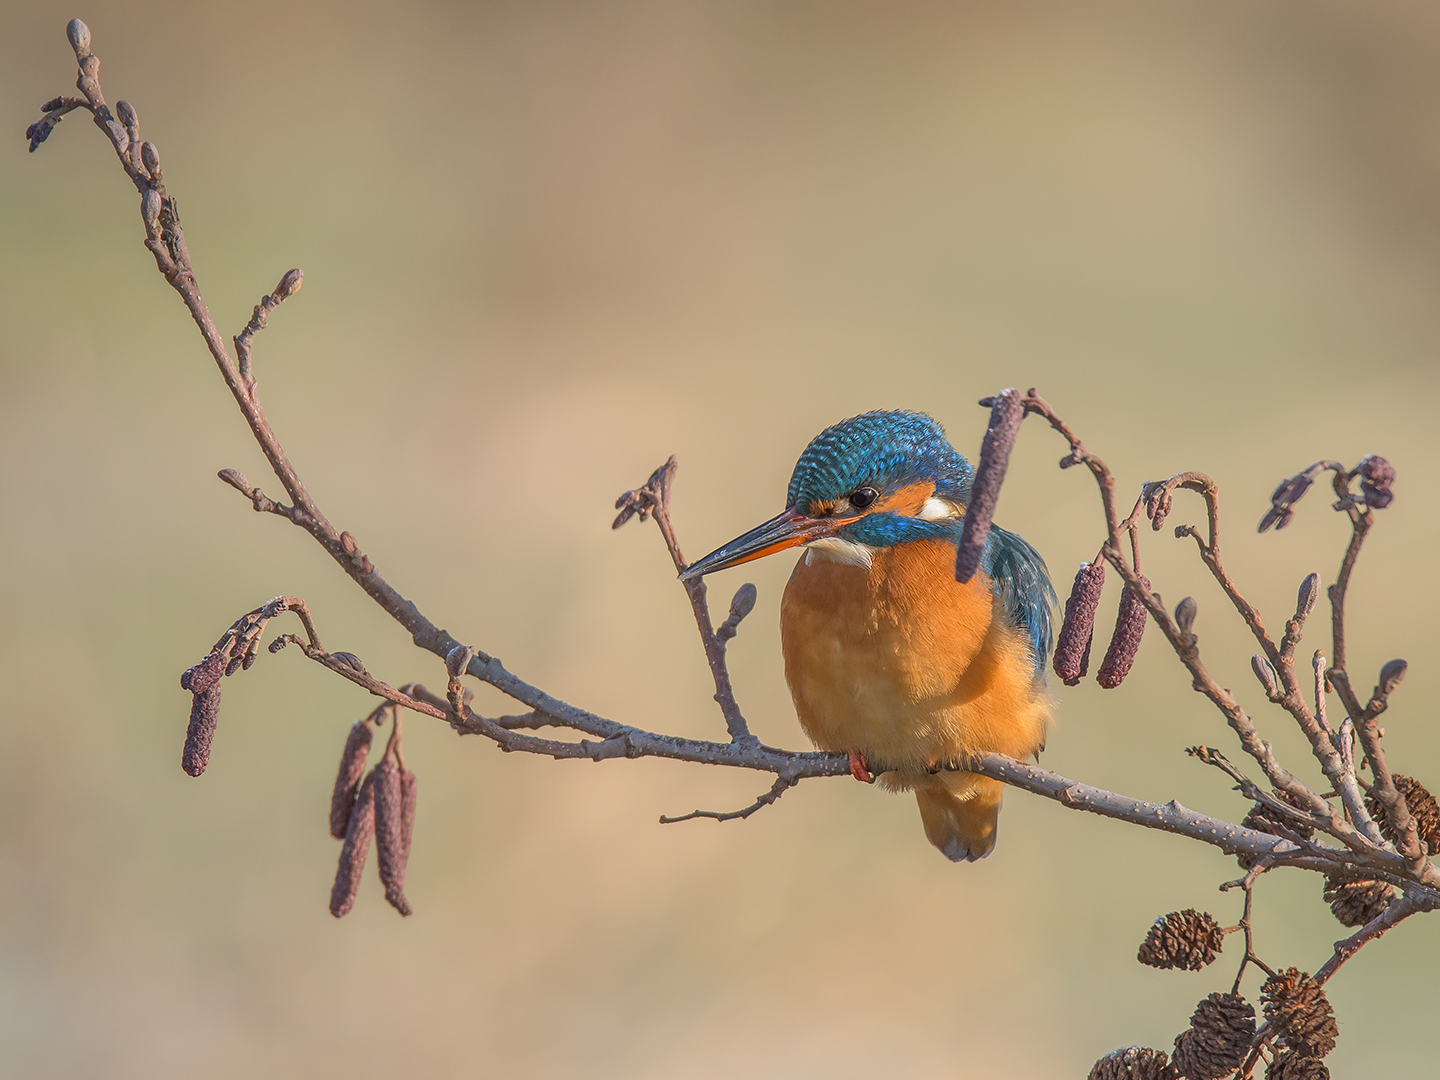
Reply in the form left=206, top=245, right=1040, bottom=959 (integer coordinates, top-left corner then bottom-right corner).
left=1251, top=654, right=1280, bottom=700
left=141, top=188, right=161, bottom=230
left=67, top=18, right=91, bottom=57
left=140, top=141, right=160, bottom=175
left=274, top=267, right=303, bottom=300
left=1294, top=573, right=1320, bottom=623
left=956, top=387, right=1025, bottom=583
left=1358, top=455, right=1395, bottom=510
left=1175, top=596, right=1197, bottom=635
left=445, top=644, right=474, bottom=679
left=729, top=582, right=757, bottom=622
left=115, top=99, right=137, bottom=129
left=1378, top=658, right=1408, bottom=697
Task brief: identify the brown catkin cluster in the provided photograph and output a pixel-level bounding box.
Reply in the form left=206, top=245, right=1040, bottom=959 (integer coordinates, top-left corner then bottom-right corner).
left=1097, top=576, right=1151, bottom=689
left=1137, top=910, right=1225, bottom=971
left=1171, top=993, right=1255, bottom=1080
left=1087, top=1046, right=1176, bottom=1080
left=955, top=388, right=1024, bottom=584
left=180, top=651, right=226, bottom=777
left=328, top=719, right=419, bottom=919
left=1261, top=969, right=1337, bottom=1059
left=1365, top=775, right=1440, bottom=854
left=1322, top=877, right=1394, bottom=928
left=329, top=720, right=374, bottom=839
left=1054, top=561, right=1105, bottom=686
left=1267, top=1049, right=1330, bottom=1080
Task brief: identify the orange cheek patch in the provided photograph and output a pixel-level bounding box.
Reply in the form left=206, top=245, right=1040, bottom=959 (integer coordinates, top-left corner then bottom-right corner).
left=872, top=480, right=935, bottom=517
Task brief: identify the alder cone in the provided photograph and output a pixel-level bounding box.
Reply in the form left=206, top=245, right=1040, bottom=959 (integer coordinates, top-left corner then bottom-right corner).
left=1087, top=1046, right=1177, bottom=1080
left=1322, top=877, right=1393, bottom=928
left=329, top=720, right=373, bottom=839
left=1267, top=1050, right=1330, bottom=1080
left=1365, top=774, right=1440, bottom=854
left=1171, top=993, right=1255, bottom=1080
left=1238, top=791, right=1315, bottom=870
left=1261, top=969, right=1337, bottom=1059
left=1137, top=909, right=1225, bottom=971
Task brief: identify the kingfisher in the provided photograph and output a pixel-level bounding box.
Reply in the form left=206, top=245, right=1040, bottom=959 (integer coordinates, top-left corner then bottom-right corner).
left=681, top=410, right=1055, bottom=862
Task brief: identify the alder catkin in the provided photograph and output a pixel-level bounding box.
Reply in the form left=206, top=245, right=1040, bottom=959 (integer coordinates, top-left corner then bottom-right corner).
left=373, top=759, right=411, bottom=916
left=955, top=388, right=1024, bottom=584
left=181, top=684, right=221, bottom=777
left=1054, top=561, right=1105, bottom=686
left=1096, top=576, right=1150, bottom=689
left=399, top=768, right=418, bottom=870
left=330, top=770, right=377, bottom=918
left=329, top=720, right=374, bottom=839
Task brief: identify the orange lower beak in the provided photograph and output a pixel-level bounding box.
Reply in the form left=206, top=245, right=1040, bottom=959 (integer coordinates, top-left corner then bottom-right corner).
left=679, top=508, right=853, bottom=580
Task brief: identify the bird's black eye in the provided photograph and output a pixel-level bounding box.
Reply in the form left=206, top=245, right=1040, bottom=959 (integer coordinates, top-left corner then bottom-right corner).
left=849, top=487, right=878, bottom=510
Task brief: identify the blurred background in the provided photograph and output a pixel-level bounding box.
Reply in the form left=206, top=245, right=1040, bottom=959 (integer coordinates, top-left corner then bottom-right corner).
left=3, top=1, right=1439, bottom=1076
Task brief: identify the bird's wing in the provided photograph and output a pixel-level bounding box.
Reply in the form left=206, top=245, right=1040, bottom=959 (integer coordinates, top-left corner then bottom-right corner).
left=981, top=525, right=1056, bottom=680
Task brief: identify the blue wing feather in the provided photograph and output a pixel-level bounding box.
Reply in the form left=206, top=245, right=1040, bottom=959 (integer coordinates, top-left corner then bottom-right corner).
left=981, top=525, right=1055, bottom=680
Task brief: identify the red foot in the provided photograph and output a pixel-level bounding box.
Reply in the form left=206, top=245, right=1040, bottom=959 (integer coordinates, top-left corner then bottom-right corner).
left=848, top=750, right=874, bottom=784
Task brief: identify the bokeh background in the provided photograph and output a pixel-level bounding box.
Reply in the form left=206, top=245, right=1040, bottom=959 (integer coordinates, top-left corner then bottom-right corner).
left=3, top=2, right=1439, bottom=1076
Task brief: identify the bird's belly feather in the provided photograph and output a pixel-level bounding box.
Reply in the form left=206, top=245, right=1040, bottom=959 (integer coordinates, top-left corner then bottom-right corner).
left=780, top=539, right=1050, bottom=775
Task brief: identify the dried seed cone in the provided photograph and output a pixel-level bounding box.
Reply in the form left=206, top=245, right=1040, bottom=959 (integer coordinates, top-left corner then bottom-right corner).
left=373, top=759, right=411, bottom=916
left=182, top=684, right=221, bottom=777
left=1172, top=992, right=1255, bottom=1080
left=329, top=720, right=374, bottom=839
left=1097, top=575, right=1150, bottom=689
left=1267, top=1049, right=1330, bottom=1080
left=955, top=388, right=1024, bottom=584
left=1238, top=791, right=1315, bottom=870
left=1055, top=561, right=1105, bottom=686
left=1261, top=969, right=1337, bottom=1059
left=1322, top=876, right=1394, bottom=928
left=330, top=770, right=377, bottom=918
left=1087, top=1046, right=1175, bottom=1080
left=1137, top=909, right=1225, bottom=971
left=1365, top=775, right=1440, bottom=855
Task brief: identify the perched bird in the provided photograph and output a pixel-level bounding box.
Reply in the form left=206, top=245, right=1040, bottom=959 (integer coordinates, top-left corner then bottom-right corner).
left=681, top=410, right=1054, bottom=861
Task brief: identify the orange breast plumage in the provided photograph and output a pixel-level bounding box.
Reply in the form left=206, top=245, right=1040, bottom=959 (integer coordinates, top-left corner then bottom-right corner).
left=780, top=537, right=1052, bottom=861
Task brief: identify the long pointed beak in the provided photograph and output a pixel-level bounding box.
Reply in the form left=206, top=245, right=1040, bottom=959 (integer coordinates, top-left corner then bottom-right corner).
left=679, top=507, right=851, bottom=581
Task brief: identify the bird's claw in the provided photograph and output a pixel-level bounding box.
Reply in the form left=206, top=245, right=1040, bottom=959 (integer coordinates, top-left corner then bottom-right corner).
left=848, top=750, right=874, bottom=784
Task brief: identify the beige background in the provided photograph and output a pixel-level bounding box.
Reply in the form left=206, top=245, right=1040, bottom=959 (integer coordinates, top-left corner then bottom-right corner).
left=3, top=2, right=1439, bottom=1076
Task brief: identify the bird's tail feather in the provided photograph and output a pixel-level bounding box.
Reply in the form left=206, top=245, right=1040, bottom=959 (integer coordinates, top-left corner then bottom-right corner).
left=914, top=773, right=1004, bottom=862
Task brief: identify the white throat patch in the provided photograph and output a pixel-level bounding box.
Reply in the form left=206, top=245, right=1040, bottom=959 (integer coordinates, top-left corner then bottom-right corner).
left=804, top=536, right=877, bottom=569
left=917, top=497, right=962, bottom=521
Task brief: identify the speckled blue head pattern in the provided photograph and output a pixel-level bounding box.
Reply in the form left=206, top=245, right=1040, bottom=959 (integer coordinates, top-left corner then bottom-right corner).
left=786, top=410, right=973, bottom=511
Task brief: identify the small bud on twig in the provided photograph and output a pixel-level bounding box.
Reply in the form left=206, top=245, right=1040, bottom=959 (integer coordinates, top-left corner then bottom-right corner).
left=141, top=188, right=161, bottom=230
left=274, top=268, right=303, bottom=300
left=1097, top=576, right=1150, bottom=689
left=331, top=651, right=366, bottom=675
left=1252, top=654, right=1280, bottom=700
left=373, top=759, right=412, bottom=916
left=329, top=720, right=374, bottom=839
left=67, top=19, right=91, bottom=57
left=445, top=644, right=474, bottom=679
left=115, top=99, right=136, bottom=128
left=1295, top=573, right=1320, bottom=623
left=140, top=141, right=160, bottom=176
left=956, top=388, right=1025, bottom=584
left=1357, top=455, right=1394, bottom=510
left=1175, top=595, right=1197, bottom=635
left=330, top=770, right=377, bottom=918
left=1054, top=561, right=1105, bottom=686
left=716, top=582, right=758, bottom=643
left=1378, top=658, right=1407, bottom=698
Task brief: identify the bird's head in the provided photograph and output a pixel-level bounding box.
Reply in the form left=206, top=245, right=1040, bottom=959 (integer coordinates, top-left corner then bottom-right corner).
left=680, top=410, right=973, bottom=580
